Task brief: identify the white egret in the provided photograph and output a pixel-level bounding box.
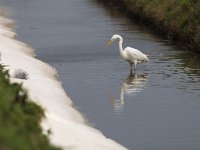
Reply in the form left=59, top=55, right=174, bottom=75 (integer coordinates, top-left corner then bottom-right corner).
left=106, top=34, right=149, bottom=73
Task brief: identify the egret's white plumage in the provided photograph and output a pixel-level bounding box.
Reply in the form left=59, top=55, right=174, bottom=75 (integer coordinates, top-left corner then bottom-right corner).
left=107, top=34, right=149, bottom=73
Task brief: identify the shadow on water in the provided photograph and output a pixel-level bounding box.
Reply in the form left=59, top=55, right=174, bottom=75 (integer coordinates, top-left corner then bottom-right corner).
left=89, top=0, right=168, bottom=41
left=177, top=51, right=200, bottom=76
left=109, top=72, right=148, bottom=113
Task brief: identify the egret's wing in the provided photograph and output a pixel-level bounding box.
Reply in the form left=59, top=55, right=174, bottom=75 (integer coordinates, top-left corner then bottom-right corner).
left=124, top=47, right=148, bottom=62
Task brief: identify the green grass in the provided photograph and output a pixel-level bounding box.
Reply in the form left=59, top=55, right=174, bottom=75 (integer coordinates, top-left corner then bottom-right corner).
left=0, top=65, right=61, bottom=150
left=98, top=0, right=200, bottom=52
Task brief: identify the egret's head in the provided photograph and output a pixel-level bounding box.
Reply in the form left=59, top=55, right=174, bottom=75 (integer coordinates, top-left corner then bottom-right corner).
left=106, top=34, right=122, bottom=47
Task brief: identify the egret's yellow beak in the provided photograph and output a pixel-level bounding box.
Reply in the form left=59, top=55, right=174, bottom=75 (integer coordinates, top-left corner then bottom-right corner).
left=106, top=39, right=112, bottom=47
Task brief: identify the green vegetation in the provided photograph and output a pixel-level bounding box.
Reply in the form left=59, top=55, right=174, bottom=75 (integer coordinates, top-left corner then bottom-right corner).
left=0, top=65, right=61, bottom=150
left=98, top=0, right=200, bottom=52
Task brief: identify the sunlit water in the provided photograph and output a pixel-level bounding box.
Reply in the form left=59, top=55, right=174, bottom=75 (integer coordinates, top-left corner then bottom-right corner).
left=1, top=0, right=200, bottom=149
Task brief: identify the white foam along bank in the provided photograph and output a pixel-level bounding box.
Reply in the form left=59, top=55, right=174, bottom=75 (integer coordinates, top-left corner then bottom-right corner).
left=0, top=9, right=128, bottom=150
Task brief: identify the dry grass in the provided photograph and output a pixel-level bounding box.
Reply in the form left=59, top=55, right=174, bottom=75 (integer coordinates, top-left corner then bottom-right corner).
left=99, top=0, right=200, bottom=52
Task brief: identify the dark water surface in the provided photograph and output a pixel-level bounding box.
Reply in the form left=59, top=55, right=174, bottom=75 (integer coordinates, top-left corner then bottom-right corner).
left=1, top=0, right=200, bottom=149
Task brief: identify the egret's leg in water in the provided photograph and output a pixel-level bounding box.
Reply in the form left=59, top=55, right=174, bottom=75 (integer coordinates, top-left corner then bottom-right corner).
left=130, top=63, right=133, bottom=74
left=133, top=61, right=137, bottom=70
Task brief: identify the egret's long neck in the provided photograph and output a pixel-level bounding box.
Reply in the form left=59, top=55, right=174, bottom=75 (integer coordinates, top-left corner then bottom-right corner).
left=118, top=37, right=126, bottom=58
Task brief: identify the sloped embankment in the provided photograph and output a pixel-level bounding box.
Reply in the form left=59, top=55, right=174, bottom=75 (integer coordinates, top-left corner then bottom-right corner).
left=0, top=8, right=127, bottom=150
left=0, top=66, right=61, bottom=150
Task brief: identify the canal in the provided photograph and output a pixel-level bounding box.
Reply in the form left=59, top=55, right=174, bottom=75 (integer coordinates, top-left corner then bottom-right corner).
left=1, top=0, right=200, bottom=149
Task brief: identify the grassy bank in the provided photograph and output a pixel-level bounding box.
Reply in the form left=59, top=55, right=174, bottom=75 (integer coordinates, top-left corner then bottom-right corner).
left=98, top=0, right=200, bottom=53
left=0, top=65, right=61, bottom=150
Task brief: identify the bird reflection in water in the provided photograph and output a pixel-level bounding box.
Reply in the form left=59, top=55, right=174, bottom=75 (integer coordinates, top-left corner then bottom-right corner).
left=109, top=73, right=148, bottom=112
